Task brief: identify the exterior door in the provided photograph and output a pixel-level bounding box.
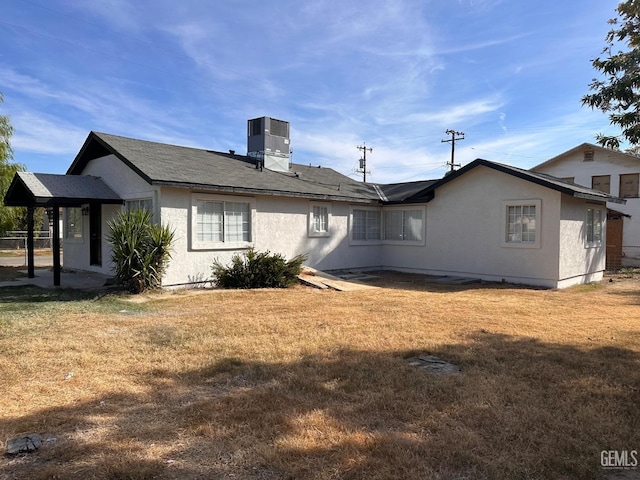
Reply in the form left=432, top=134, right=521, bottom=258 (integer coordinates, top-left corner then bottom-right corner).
left=606, top=214, right=623, bottom=270
left=90, top=203, right=102, bottom=266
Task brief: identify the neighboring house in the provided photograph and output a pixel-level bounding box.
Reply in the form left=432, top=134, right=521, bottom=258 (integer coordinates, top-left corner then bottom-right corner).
left=532, top=143, right=640, bottom=268
left=4, top=118, right=624, bottom=288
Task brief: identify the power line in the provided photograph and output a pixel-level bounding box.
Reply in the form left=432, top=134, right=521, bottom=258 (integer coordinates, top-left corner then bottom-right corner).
left=441, top=129, right=464, bottom=173
left=356, top=143, right=372, bottom=182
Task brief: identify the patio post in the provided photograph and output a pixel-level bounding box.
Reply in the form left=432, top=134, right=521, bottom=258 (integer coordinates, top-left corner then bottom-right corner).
left=26, top=206, right=34, bottom=278
left=52, top=206, right=61, bottom=286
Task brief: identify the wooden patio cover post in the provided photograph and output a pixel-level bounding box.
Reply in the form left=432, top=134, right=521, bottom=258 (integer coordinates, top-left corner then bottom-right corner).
left=25, top=206, right=60, bottom=285
left=26, top=206, right=35, bottom=278
left=21, top=205, right=60, bottom=285
left=52, top=206, right=61, bottom=286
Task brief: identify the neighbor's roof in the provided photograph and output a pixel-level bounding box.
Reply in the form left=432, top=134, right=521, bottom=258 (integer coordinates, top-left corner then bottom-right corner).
left=532, top=142, right=640, bottom=171
left=3, top=171, right=123, bottom=207
left=67, top=132, right=382, bottom=203
left=405, top=159, right=626, bottom=205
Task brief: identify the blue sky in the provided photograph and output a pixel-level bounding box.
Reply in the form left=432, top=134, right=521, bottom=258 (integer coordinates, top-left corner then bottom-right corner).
left=0, top=0, right=622, bottom=183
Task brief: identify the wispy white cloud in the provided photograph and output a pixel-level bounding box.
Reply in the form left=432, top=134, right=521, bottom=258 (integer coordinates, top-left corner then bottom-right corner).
left=11, top=112, right=87, bottom=155
left=66, top=0, right=140, bottom=32
left=0, top=0, right=620, bottom=180
left=436, top=34, right=531, bottom=56
left=403, top=97, right=505, bottom=127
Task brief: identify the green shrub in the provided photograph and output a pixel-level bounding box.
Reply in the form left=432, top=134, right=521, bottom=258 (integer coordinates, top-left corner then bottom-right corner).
left=107, top=209, right=175, bottom=293
left=211, top=248, right=306, bottom=289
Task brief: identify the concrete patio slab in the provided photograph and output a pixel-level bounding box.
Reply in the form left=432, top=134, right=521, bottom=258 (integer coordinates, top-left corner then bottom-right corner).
left=0, top=268, right=112, bottom=290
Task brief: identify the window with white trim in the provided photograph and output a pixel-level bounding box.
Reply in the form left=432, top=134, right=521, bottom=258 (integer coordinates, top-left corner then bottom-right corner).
left=383, top=208, right=423, bottom=242
left=64, top=207, right=83, bottom=239
left=503, top=200, right=541, bottom=248
left=125, top=198, right=153, bottom=213
left=586, top=208, right=603, bottom=246
left=352, top=209, right=381, bottom=241
left=309, top=203, right=330, bottom=237
left=193, top=196, right=252, bottom=248
left=506, top=205, right=536, bottom=243
left=125, top=198, right=154, bottom=222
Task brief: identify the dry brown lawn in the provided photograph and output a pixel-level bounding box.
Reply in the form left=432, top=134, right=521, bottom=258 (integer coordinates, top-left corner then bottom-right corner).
left=1, top=273, right=640, bottom=479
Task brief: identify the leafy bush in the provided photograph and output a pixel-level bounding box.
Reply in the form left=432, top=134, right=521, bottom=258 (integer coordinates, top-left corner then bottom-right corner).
left=211, top=248, right=306, bottom=289
left=107, top=209, right=175, bottom=293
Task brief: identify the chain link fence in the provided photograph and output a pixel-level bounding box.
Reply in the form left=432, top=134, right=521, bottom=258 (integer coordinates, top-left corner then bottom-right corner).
left=0, top=231, right=55, bottom=250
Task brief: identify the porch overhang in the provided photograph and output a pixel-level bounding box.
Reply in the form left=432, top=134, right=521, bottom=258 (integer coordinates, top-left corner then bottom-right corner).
left=4, top=172, right=123, bottom=207
left=3, top=172, right=123, bottom=286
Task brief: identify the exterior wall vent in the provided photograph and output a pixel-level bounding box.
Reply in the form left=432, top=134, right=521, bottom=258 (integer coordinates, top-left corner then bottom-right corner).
left=583, top=150, right=594, bottom=162
left=247, top=116, right=290, bottom=172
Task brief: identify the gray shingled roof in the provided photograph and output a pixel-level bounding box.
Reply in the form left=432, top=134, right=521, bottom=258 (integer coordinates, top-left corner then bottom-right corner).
left=375, top=180, right=438, bottom=203
left=67, top=132, right=382, bottom=203
left=4, top=172, right=123, bottom=207
left=63, top=132, right=624, bottom=206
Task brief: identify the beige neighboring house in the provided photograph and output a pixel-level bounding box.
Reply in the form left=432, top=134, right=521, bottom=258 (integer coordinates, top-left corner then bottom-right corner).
left=532, top=143, right=640, bottom=268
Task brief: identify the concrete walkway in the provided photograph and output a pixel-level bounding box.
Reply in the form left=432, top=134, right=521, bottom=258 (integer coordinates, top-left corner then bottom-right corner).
left=298, top=267, right=379, bottom=291
left=0, top=267, right=112, bottom=290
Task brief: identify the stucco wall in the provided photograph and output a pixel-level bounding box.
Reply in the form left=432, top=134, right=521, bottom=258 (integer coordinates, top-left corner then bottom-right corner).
left=61, top=209, right=86, bottom=272
left=159, top=187, right=381, bottom=286
left=558, top=196, right=606, bottom=287
left=66, top=155, right=602, bottom=289
left=382, top=166, right=564, bottom=287
left=534, top=148, right=640, bottom=261
left=81, top=154, right=158, bottom=201
left=62, top=204, right=121, bottom=276
left=65, top=154, right=161, bottom=276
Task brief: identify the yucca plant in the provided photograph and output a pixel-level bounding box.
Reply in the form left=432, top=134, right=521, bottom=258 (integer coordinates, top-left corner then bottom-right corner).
left=107, top=209, right=175, bottom=293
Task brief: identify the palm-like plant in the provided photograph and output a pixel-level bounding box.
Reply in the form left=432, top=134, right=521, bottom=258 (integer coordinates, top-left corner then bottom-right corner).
left=107, top=209, right=175, bottom=293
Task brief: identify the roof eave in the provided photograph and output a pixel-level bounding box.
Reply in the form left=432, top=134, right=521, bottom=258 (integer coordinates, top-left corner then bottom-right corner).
left=152, top=180, right=381, bottom=204
left=67, top=132, right=154, bottom=185
left=574, top=193, right=626, bottom=204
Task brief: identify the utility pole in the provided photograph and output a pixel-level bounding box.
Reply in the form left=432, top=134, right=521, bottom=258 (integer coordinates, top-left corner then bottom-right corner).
left=356, top=143, right=372, bottom=182
left=441, top=129, right=464, bottom=173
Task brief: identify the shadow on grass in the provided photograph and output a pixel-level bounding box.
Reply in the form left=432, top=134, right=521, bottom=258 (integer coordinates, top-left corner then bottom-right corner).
left=2, top=333, right=640, bottom=479
left=0, top=266, right=27, bottom=282
left=0, top=286, right=106, bottom=304
left=364, top=271, right=547, bottom=294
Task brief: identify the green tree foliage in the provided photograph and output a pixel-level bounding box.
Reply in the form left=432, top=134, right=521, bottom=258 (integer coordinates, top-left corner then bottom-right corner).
left=107, top=209, right=175, bottom=293
left=0, top=93, right=28, bottom=236
left=583, top=1, right=640, bottom=150
left=211, top=248, right=307, bottom=289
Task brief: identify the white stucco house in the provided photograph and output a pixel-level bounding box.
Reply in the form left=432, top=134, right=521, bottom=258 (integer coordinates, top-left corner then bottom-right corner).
left=4, top=118, right=625, bottom=288
left=532, top=143, right=640, bottom=268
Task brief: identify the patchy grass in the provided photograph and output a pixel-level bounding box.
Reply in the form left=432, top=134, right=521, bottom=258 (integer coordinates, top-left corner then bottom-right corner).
left=1, top=276, right=639, bottom=479
left=0, top=266, right=26, bottom=282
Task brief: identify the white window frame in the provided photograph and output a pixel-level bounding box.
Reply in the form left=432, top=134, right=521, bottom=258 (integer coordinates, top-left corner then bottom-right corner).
left=124, top=197, right=155, bottom=222
left=381, top=206, right=426, bottom=246
left=308, top=202, right=331, bottom=237
left=349, top=206, right=382, bottom=245
left=502, top=199, right=541, bottom=249
left=125, top=198, right=153, bottom=213
left=191, top=193, right=255, bottom=250
left=585, top=207, right=603, bottom=248
left=64, top=206, right=84, bottom=243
